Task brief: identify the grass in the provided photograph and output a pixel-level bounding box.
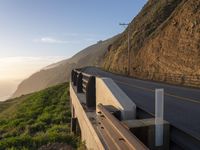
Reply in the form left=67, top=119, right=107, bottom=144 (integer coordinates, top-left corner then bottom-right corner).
left=0, top=83, right=82, bottom=150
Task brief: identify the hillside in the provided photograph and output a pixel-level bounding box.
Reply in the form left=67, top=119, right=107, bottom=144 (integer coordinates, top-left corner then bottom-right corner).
left=13, top=35, right=118, bottom=98
left=0, top=83, right=83, bottom=150
left=103, top=0, right=200, bottom=87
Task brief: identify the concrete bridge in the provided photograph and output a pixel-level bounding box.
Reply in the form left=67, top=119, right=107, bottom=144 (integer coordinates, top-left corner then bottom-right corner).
left=70, top=67, right=200, bottom=150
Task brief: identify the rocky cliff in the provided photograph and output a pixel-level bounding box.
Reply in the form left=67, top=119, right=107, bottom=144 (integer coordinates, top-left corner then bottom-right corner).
left=103, top=0, right=200, bottom=87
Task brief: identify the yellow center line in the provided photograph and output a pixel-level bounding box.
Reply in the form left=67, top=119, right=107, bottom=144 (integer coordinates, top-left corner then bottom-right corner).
left=115, top=80, right=200, bottom=104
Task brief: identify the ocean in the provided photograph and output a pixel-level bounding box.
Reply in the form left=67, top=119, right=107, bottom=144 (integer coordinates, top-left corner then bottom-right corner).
left=0, top=80, right=20, bottom=101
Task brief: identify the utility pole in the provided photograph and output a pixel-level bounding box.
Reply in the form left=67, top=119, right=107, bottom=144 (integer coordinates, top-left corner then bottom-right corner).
left=119, top=23, right=130, bottom=76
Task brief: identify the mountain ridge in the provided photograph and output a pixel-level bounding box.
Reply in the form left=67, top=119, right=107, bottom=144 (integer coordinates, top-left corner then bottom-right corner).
left=13, top=35, right=119, bottom=98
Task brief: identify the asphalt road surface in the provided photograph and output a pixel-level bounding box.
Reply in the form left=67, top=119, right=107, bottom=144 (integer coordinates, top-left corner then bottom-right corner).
left=83, top=67, right=200, bottom=141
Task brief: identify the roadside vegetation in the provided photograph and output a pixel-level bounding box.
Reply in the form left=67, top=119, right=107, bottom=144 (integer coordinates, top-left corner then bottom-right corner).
left=0, top=83, right=82, bottom=150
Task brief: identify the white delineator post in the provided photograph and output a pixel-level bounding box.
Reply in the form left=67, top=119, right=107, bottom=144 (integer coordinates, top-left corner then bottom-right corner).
left=155, top=89, right=164, bottom=147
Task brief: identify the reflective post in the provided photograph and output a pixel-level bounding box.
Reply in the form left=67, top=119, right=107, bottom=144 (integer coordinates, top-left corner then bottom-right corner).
left=155, top=89, right=164, bottom=147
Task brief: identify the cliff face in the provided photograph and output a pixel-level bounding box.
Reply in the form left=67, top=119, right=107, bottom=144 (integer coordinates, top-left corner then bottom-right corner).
left=13, top=36, right=118, bottom=98
left=134, top=0, right=200, bottom=75
left=103, top=0, right=200, bottom=86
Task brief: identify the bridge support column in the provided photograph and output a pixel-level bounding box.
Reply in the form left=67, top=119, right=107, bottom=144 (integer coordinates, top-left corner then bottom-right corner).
left=71, top=117, right=81, bottom=136
left=70, top=105, right=81, bottom=135
left=71, top=117, right=77, bottom=134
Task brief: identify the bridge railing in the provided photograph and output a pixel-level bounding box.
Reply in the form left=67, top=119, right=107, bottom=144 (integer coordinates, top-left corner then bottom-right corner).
left=71, top=68, right=200, bottom=149
left=71, top=69, right=96, bottom=108
left=71, top=69, right=149, bottom=149
left=72, top=69, right=137, bottom=120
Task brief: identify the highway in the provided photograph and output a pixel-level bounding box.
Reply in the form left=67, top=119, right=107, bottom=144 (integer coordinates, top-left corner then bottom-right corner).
left=83, top=67, right=200, bottom=143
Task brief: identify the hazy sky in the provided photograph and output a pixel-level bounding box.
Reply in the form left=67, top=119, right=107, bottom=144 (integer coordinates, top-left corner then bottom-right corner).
left=0, top=0, right=147, bottom=101
left=0, top=0, right=147, bottom=57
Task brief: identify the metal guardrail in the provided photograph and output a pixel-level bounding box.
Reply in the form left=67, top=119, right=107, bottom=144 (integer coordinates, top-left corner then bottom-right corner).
left=97, top=104, right=149, bottom=150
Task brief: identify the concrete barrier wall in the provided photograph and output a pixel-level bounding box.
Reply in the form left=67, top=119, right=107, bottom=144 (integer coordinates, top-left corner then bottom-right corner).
left=70, top=83, right=104, bottom=150
left=96, top=77, right=136, bottom=120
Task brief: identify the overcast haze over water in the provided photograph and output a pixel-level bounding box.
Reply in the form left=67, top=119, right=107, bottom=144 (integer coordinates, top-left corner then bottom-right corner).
left=0, top=56, right=65, bottom=101
left=0, top=80, right=20, bottom=101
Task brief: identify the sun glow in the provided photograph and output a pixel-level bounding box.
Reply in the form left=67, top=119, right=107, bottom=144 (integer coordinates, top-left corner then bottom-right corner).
left=0, top=56, right=65, bottom=101
left=0, top=56, right=65, bottom=80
